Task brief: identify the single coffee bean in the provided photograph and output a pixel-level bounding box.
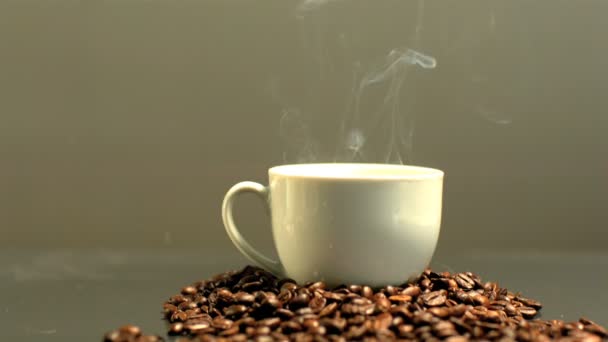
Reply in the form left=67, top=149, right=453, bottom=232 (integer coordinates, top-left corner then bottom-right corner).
left=318, top=302, right=338, bottom=317
left=234, top=292, right=255, bottom=304
left=178, top=301, right=198, bottom=311
left=428, top=307, right=450, bottom=318
left=119, top=324, right=141, bottom=336
left=374, top=297, right=391, bottom=312
left=401, top=286, right=421, bottom=297
left=181, top=286, right=197, bottom=295
left=347, top=315, right=366, bottom=325
left=218, top=326, right=239, bottom=336
left=280, top=321, right=302, bottom=333
left=307, top=282, right=326, bottom=291
left=361, top=286, right=373, bottom=299
left=517, top=296, right=543, bottom=310
left=421, top=291, right=447, bottom=307
left=373, top=312, right=392, bottom=331
left=454, top=273, right=475, bottom=290
left=349, top=297, right=372, bottom=305
left=344, top=325, right=367, bottom=340
left=255, top=326, right=271, bottom=336
left=320, top=317, right=347, bottom=333
left=309, top=295, right=327, bottom=313
left=519, top=306, right=538, bottom=319
left=187, top=322, right=212, bottom=333
left=270, top=332, right=290, bottom=342
left=290, top=293, right=310, bottom=309
left=224, top=305, right=248, bottom=317
left=168, top=322, right=184, bottom=335
left=103, top=330, right=120, bottom=342
left=242, top=281, right=263, bottom=291
left=170, top=311, right=188, bottom=322
left=308, top=325, right=326, bottom=335
left=388, top=294, right=412, bottom=303
left=295, top=307, right=314, bottom=316
left=275, top=308, right=295, bottom=319
left=322, top=292, right=344, bottom=302
left=258, top=317, right=281, bottom=329
left=211, top=317, right=233, bottom=330
left=302, top=318, right=320, bottom=330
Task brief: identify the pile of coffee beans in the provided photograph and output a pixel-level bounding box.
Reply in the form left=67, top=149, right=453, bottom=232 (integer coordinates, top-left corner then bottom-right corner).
left=103, top=324, right=164, bottom=342
left=158, top=266, right=607, bottom=341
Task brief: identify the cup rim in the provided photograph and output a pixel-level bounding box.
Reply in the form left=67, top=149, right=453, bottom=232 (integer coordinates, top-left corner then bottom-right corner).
left=269, top=163, right=444, bottom=181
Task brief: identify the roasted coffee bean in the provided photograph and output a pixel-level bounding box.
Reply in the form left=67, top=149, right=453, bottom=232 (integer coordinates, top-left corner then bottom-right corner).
left=270, top=332, right=290, bottom=341
left=454, top=273, right=475, bottom=290
left=470, top=292, right=490, bottom=307
left=281, top=321, right=303, bottom=333
left=182, top=286, right=197, bottom=295
left=320, top=317, right=347, bottom=333
left=318, top=302, right=338, bottom=317
left=168, top=322, right=184, bottom=335
left=258, top=317, right=281, bottom=329
left=155, top=266, right=606, bottom=342
left=295, top=307, right=314, bottom=316
left=163, top=303, right=178, bottom=316
left=103, top=330, right=120, bottom=342
left=516, top=296, right=543, bottom=309
left=103, top=326, right=164, bottom=342
left=374, top=297, right=391, bottom=312
left=428, top=307, right=450, bottom=318
left=255, top=326, right=271, bottom=336
left=178, top=301, right=198, bottom=311
left=397, top=324, right=414, bottom=337
left=224, top=305, right=248, bottom=317
left=234, top=292, right=255, bottom=304
left=242, top=281, right=263, bottom=291
left=307, top=281, right=326, bottom=291
left=388, top=294, right=412, bottom=303
left=373, top=312, right=392, bottom=331
left=421, top=290, right=447, bottom=307
left=401, top=286, right=421, bottom=297
left=349, top=297, right=372, bottom=305
left=171, top=311, right=188, bottom=322
left=218, top=326, right=239, bottom=336
left=275, top=308, right=295, bottom=319
left=519, top=306, right=538, bottom=319
left=361, top=286, right=373, bottom=299
left=323, top=292, right=344, bottom=302
left=308, top=325, right=326, bottom=335
left=119, top=324, right=141, bottom=336
left=341, top=303, right=375, bottom=315
left=347, top=315, right=366, bottom=325
left=290, top=293, right=311, bottom=309
left=309, top=295, right=327, bottom=313
left=187, top=322, right=212, bottom=333
left=344, top=325, right=367, bottom=340
left=211, top=317, right=233, bottom=330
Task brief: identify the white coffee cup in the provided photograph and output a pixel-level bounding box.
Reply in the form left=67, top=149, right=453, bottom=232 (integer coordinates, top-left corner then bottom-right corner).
left=222, top=163, right=444, bottom=287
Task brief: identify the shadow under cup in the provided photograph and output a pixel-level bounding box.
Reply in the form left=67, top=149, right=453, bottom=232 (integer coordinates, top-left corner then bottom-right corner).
left=223, top=163, right=444, bottom=288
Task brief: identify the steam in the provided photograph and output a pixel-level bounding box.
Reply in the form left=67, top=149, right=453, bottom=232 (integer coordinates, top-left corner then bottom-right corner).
left=296, top=0, right=344, bottom=18
left=277, top=0, right=436, bottom=165
left=335, top=48, right=436, bottom=164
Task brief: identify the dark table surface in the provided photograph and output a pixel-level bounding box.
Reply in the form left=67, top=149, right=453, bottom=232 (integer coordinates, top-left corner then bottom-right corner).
left=1, top=248, right=607, bottom=341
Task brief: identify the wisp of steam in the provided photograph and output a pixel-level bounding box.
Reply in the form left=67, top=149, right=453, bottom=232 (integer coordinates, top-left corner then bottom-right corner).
left=276, top=0, right=437, bottom=165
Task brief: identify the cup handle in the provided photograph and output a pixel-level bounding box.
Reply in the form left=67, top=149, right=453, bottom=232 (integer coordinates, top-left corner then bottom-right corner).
left=222, top=181, right=284, bottom=276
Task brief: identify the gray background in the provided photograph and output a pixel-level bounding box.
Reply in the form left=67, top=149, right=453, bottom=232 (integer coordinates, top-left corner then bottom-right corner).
left=1, top=0, right=606, bottom=253
left=1, top=1, right=608, bottom=340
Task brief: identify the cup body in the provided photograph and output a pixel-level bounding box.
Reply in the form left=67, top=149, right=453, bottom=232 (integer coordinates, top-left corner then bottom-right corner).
left=268, top=163, right=443, bottom=287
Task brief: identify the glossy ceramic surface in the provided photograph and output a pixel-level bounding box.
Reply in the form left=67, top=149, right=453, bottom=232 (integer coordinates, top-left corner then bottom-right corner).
left=223, top=163, right=444, bottom=286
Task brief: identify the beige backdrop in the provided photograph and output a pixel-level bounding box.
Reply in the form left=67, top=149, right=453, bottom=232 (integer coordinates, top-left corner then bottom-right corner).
left=1, top=0, right=607, bottom=254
